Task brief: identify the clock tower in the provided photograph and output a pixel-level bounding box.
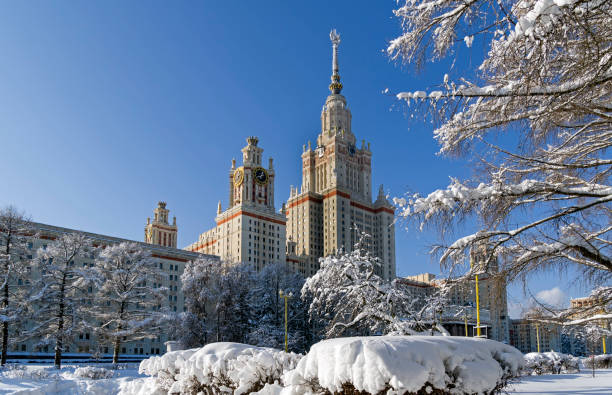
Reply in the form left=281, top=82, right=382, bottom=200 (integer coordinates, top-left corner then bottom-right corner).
left=229, top=136, right=276, bottom=210
left=186, top=137, right=286, bottom=270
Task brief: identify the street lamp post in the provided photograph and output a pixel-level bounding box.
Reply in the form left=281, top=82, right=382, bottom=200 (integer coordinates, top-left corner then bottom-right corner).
left=279, top=290, right=293, bottom=353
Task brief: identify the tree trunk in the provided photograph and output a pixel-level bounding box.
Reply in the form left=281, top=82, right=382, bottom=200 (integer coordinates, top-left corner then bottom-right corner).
left=113, top=301, right=126, bottom=365
left=1, top=234, right=11, bottom=366
left=54, top=274, right=67, bottom=369
left=112, top=337, right=121, bottom=365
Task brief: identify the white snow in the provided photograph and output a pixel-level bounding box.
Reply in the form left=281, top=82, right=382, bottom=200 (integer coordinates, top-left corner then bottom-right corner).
left=507, top=368, right=612, bottom=394
left=277, top=336, right=523, bottom=394
left=1, top=352, right=611, bottom=394
left=0, top=364, right=144, bottom=395
left=137, top=342, right=301, bottom=395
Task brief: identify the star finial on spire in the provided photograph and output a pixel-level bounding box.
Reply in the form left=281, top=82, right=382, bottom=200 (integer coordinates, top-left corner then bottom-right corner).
left=329, top=29, right=343, bottom=94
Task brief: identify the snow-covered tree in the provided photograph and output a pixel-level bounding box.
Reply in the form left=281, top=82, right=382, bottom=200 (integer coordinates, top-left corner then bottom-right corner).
left=27, top=232, right=95, bottom=368
left=302, top=236, right=437, bottom=339
left=88, top=242, right=168, bottom=364
left=0, top=206, right=34, bottom=366
left=210, top=263, right=253, bottom=343
left=389, top=0, right=612, bottom=313
left=177, top=256, right=219, bottom=347
left=247, top=263, right=308, bottom=352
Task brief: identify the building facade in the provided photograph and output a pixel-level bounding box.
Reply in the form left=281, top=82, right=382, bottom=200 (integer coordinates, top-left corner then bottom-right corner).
left=185, top=137, right=287, bottom=270
left=510, top=318, right=562, bottom=354
left=285, top=30, right=396, bottom=279
left=402, top=266, right=510, bottom=344
left=7, top=204, right=217, bottom=359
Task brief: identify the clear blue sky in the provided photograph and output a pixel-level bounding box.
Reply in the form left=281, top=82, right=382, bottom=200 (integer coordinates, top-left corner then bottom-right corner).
left=0, top=1, right=583, bottom=313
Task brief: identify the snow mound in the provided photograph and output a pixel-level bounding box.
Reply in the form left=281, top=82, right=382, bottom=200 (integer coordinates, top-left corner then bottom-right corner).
left=73, top=366, right=115, bottom=380
left=137, top=342, right=301, bottom=395
left=139, top=348, right=198, bottom=391
left=523, top=351, right=580, bottom=375
left=278, top=336, right=523, bottom=394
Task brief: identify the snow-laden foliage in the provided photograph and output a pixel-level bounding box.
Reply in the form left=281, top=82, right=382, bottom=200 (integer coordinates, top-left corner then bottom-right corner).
left=177, top=259, right=309, bottom=352
left=268, top=336, right=523, bottom=394
left=0, top=206, right=34, bottom=366
left=26, top=232, right=95, bottom=368
left=303, top=239, right=447, bottom=339
left=86, top=242, right=169, bottom=364
left=389, top=0, right=612, bottom=315
left=139, top=342, right=301, bottom=395
left=247, top=263, right=309, bottom=352
left=73, top=366, right=115, bottom=380
left=583, top=353, right=612, bottom=369
left=177, top=255, right=218, bottom=347
left=523, top=352, right=580, bottom=375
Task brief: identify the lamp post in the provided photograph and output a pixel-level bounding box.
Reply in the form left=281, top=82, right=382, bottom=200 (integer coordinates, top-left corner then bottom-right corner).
left=470, top=257, right=482, bottom=337
left=279, top=290, right=292, bottom=352
left=535, top=322, right=541, bottom=353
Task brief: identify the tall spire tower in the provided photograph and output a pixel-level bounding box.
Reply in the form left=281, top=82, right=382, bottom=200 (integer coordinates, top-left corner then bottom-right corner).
left=329, top=29, right=343, bottom=94
left=285, top=30, right=396, bottom=280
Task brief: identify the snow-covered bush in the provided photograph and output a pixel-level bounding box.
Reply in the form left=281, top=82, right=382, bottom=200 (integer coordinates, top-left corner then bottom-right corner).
left=277, top=336, right=522, bottom=394
left=139, top=348, right=198, bottom=392
left=0, top=364, right=51, bottom=380
left=583, top=354, right=612, bottom=369
left=73, top=366, right=115, bottom=380
left=140, top=343, right=301, bottom=395
left=523, top=352, right=580, bottom=375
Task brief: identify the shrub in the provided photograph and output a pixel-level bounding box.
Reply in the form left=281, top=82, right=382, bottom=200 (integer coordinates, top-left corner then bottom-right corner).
left=139, top=343, right=301, bottom=395
left=277, top=336, right=523, bottom=394
left=523, top=352, right=580, bottom=375
left=583, top=354, right=612, bottom=369
left=73, top=366, right=115, bottom=380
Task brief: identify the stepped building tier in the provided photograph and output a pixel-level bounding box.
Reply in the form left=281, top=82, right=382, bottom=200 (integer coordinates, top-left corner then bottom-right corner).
left=185, top=137, right=287, bottom=270
left=285, top=30, right=396, bottom=279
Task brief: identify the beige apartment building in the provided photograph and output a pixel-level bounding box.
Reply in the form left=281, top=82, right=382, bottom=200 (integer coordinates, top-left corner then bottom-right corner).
left=184, top=137, right=287, bottom=271
left=284, top=30, right=396, bottom=279
left=8, top=204, right=216, bottom=359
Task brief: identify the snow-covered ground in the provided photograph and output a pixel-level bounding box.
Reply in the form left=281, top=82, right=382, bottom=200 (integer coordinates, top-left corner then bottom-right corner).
left=1, top=363, right=610, bottom=394
left=0, top=364, right=144, bottom=395
left=507, top=369, right=612, bottom=395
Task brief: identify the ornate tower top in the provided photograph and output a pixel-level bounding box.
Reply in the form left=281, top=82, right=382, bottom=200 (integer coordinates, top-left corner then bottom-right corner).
left=145, top=201, right=177, bottom=248
left=329, top=29, right=343, bottom=94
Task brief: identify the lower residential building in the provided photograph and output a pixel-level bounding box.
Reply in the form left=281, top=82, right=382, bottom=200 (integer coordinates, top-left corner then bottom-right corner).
left=509, top=318, right=562, bottom=354
left=5, top=204, right=216, bottom=361
left=398, top=270, right=509, bottom=343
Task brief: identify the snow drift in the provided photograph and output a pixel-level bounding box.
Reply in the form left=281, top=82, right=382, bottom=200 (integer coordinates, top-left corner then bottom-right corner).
left=273, top=336, right=523, bottom=394
left=137, top=342, right=301, bottom=394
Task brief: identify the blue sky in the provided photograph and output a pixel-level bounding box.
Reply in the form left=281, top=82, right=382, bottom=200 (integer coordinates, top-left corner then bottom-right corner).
left=0, top=1, right=585, bottom=313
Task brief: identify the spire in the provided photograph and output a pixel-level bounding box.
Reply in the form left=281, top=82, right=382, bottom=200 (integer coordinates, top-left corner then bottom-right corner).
left=329, top=29, right=343, bottom=94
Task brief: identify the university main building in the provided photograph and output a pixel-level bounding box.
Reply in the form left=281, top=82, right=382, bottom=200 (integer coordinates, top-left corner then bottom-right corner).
left=185, top=30, right=396, bottom=279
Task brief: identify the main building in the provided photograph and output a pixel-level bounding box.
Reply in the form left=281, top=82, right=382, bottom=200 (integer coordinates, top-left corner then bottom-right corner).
left=285, top=30, right=396, bottom=279
left=185, top=30, right=396, bottom=279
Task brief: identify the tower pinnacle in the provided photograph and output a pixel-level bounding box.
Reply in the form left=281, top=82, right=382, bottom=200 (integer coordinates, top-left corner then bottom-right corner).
left=329, top=29, right=343, bottom=94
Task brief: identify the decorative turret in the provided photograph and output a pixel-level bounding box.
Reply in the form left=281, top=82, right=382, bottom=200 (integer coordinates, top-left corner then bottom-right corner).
left=145, top=202, right=178, bottom=248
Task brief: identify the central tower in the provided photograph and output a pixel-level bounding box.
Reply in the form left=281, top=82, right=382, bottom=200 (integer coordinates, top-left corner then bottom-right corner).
left=285, top=30, right=396, bottom=279
left=186, top=137, right=286, bottom=270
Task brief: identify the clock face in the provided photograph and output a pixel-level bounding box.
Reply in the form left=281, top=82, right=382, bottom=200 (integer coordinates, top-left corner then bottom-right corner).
left=233, top=168, right=244, bottom=186
left=348, top=144, right=356, bottom=156
left=254, top=167, right=269, bottom=185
